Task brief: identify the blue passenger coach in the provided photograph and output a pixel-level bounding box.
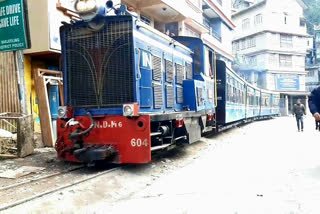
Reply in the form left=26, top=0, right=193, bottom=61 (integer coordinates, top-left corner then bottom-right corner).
left=216, top=60, right=246, bottom=125
left=246, top=83, right=260, bottom=119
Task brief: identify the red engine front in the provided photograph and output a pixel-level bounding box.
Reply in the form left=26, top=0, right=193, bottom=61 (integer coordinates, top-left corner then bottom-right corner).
left=56, top=114, right=151, bottom=164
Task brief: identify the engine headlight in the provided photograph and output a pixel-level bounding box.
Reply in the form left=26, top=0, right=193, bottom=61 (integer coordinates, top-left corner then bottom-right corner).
left=75, top=0, right=97, bottom=13
left=123, top=104, right=134, bottom=117
left=58, top=106, right=67, bottom=119
left=86, top=0, right=96, bottom=10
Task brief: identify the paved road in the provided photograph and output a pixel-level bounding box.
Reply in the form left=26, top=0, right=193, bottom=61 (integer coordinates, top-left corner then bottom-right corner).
left=6, top=116, right=320, bottom=214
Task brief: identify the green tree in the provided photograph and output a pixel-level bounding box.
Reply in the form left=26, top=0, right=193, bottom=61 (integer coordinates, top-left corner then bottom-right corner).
left=304, top=0, right=320, bottom=34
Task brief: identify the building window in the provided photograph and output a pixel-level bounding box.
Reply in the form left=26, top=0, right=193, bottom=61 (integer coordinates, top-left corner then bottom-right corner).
left=247, top=37, right=256, bottom=48
left=248, top=56, right=257, bottom=65
left=216, top=0, right=222, bottom=6
left=254, top=14, right=262, bottom=25
left=242, top=18, right=250, bottom=30
left=279, top=54, right=292, bottom=67
left=269, top=54, right=278, bottom=66
left=284, top=16, right=287, bottom=24
left=241, top=39, right=246, bottom=50
left=141, top=14, right=151, bottom=26
left=233, top=41, right=240, bottom=51
left=280, top=34, right=293, bottom=48
left=300, top=17, right=306, bottom=27
left=308, top=70, right=315, bottom=77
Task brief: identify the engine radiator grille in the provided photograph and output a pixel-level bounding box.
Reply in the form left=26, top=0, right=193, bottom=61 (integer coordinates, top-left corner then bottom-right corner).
left=153, top=83, right=163, bottom=109
left=176, top=63, right=183, bottom=84
left=186, top=62, right=192, bottom=79
left=165, top=60, right=174, bottom=83
left=177, top=87, right=183, bottom=104
left=61, top=17, right=134, bottom=108
left=166, top=85, right=174, bottom=108
left=152, top=55, right=162, bottom=81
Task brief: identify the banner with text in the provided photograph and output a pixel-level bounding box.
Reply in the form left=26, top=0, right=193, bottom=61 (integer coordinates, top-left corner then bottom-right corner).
left=0, top=0, right=30, bottom=52
left=276, top=74, right=300, bottom=91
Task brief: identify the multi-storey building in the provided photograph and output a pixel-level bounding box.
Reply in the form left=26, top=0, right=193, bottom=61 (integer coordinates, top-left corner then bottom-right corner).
left=122, top=0, right=235, bottom=65
left=306, top=29, right=320, bottom=92
left=231, top=0, right=310, bottom=115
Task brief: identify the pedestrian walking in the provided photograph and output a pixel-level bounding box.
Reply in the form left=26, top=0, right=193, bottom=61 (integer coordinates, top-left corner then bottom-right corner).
left=293, top=99, right=306, bottom=132
left=308, top=86, right=320, bottom=130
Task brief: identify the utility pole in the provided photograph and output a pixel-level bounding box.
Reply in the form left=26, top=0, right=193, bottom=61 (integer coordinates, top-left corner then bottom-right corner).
left=14, top=50, right=28, bottom=115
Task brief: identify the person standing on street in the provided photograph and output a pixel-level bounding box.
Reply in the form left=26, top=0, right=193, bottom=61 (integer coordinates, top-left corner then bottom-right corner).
left=293, top=99, right=306, bottom=132
left=308, top=86, right=320, bottom=130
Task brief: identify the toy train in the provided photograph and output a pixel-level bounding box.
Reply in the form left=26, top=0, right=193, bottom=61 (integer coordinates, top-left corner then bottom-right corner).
left=56, top=0, right=280, bottom=163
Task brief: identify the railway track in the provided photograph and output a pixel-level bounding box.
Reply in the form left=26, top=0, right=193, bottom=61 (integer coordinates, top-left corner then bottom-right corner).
left=0, top=164, right=123, bottom=212
left=0, top=146, right=186, bottom=212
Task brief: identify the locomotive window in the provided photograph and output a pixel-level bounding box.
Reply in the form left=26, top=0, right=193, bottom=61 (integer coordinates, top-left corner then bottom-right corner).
left=194, top=46, right=202, bottom=75
left=204, top=47, right=214, bottom=77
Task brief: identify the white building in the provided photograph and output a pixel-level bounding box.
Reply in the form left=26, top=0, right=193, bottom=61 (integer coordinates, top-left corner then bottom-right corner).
left=306, top=31, right=320, bottom=92
left=122, top=0, right=235, bottom=64
left=231, top=0, right=310, bottom=115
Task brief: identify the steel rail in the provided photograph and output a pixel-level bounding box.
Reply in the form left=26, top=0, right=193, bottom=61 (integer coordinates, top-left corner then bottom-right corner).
left=0, top=166, right=122, bottom=212
left=0, top=165, right=85, bottom=192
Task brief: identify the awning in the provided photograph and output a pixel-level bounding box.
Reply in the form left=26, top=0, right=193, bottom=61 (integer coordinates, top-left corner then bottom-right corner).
left=279, top=91, right=311, bottom=96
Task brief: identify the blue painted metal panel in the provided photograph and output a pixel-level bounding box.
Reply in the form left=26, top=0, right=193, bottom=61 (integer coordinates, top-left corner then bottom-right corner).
left=183, top=80, right=205, bottom=112
left=139, top=49, right=153, bottom=107
left=225, top=103, right=246, bottom=123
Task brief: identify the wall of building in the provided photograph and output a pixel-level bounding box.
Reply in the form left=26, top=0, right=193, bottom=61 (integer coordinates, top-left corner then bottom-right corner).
left=232, top=0, right=308, bottom=93
left=232, top=0, right=307, bottom=40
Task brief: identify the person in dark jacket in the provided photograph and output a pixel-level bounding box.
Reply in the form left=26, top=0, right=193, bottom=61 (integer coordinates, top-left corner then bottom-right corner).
left=293, top=99, right=306, bottom=132
left=308, top=86, right=320, bottom=130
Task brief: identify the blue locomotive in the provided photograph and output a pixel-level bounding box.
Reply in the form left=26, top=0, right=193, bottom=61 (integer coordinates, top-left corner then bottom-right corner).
left=56, top=0, right=279, bottom=163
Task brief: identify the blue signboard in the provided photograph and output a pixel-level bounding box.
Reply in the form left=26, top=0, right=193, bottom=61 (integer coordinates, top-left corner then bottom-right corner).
left=276, top=74, right=300, bottom=91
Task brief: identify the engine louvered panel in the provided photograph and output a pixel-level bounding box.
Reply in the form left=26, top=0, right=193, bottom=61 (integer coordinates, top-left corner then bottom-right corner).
left=186, top=63, right=192, bottom=79
left=153, top=83, right=163, bottom=109
left=62, top=17, right=134, bottom=108
left=176, top=64, right=183, bottom=84
left=177, top=87, right=183, bottom=104
left=152, top=55, right=162, bottom=81
left=166, top=85, right=174, bottom=108
left=197, top=87, right=203, bottom=107
left=165, top=60, right=174, bottom=83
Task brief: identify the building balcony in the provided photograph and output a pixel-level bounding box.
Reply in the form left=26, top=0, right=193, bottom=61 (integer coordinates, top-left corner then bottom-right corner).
left=122, top=0, right=188, bottom=23
left=233, top=18, right=308, bottom=41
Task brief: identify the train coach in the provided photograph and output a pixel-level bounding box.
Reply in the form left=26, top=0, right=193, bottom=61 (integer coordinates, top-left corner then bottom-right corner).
left=215, top=60, right=280, bottom=130
left=55, top=0, right=280, bottom=164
